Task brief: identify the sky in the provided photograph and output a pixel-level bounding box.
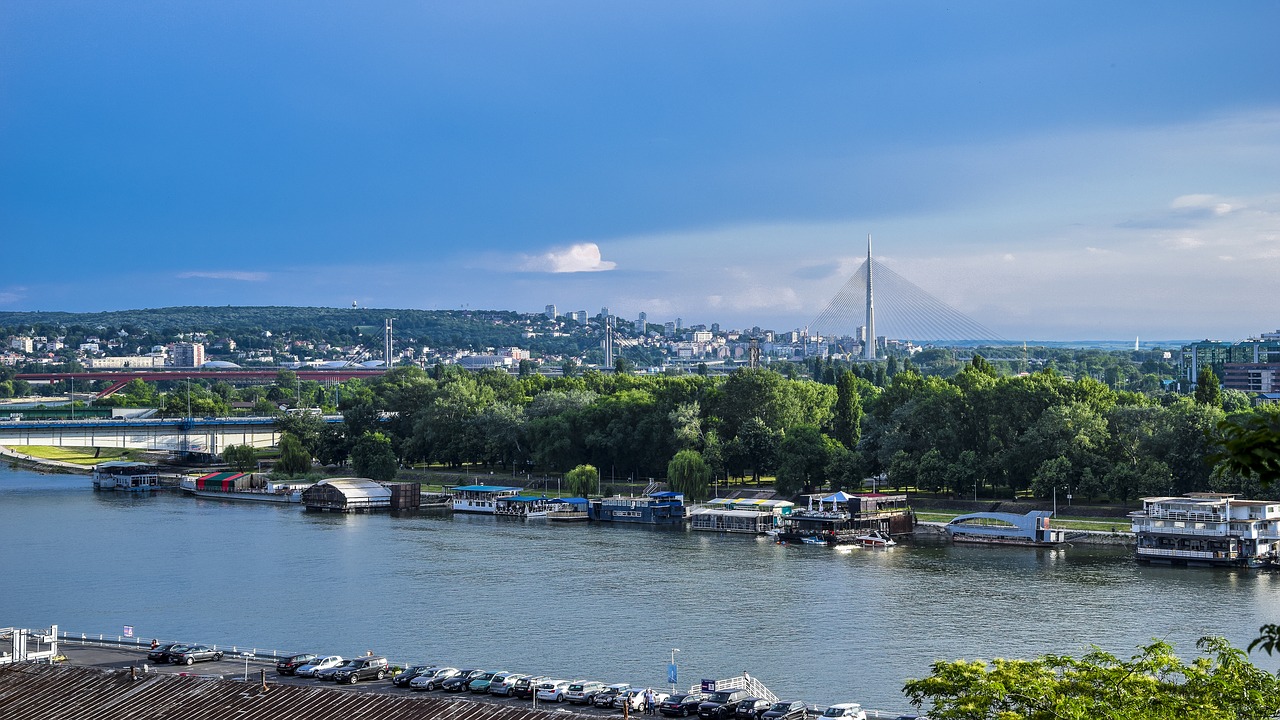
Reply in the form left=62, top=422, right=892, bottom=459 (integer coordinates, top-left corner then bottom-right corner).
left=2, top=2, right=1277, bottom=341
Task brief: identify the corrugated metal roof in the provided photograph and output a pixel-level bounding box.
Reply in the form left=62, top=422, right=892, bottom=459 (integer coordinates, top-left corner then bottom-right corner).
left=315, top=477, right=393, bottom=500
left=0, top=663, right=588, bottom=720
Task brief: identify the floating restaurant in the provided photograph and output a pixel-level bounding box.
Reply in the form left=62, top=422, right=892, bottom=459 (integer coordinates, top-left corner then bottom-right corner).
left=776, top=491, right=912, bottom=545
left=1129, top=492, right=1280, bottom=567
left=451, top=484, right=522, bottom=514
left=91, top=461, right=162, bottom=492
left=588, top=491, right=687, bottom=524
left=690, top=497, right=795, bottom=534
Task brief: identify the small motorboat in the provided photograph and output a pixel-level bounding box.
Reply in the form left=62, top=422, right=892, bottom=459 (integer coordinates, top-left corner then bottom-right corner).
left=853, top=530, right=896, bottom=548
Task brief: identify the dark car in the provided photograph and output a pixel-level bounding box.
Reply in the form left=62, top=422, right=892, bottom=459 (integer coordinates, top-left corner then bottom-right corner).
left=660, top=693, right=707, bottom=717
left=734, top=697, right=772, bottom=720
left=276, top=653, right=318, bottom=676
left=333, top=655, right=390, bottom=684
left=441, top=668, right=484, bottom=692
left=147, top=643, right=184, bottom=664
left=393, top=664, right=437, bottom=688
left=761, top=701, right=808, bottom=720
left=698, top=690, right=750, bottom=720
left=170, top=644, right=224, bottom=665
left=593, top=683, right=631, bottom=708
left=512, top=675, right=548, bottom=700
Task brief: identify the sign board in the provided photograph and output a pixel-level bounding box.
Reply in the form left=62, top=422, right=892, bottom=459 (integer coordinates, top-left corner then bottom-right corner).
left=701, top=679, right=716, bottom=692
left=668, top=663, right=678, bottom=685
left=123, top=626, right=133, bottom=638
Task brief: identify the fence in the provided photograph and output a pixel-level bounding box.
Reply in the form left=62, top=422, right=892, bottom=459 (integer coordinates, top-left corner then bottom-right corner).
left=56, top=630, right=293, bottom=665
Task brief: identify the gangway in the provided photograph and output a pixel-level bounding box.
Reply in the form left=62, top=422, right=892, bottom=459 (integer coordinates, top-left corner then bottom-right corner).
left=690, top=674, right=778, bottom=704
left=0, top=624, right=59, bottom=665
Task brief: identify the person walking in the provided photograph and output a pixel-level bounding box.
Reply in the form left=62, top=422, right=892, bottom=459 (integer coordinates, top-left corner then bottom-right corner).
left=644, top=687, right=655, bottom=715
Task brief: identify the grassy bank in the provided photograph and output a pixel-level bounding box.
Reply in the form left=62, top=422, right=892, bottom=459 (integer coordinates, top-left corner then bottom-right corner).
left=11, top=446, right=134, bottom=466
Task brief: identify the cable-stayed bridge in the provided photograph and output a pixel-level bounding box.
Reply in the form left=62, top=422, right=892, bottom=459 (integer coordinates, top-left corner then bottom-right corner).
left=808, top=238, right=1005, bottom=358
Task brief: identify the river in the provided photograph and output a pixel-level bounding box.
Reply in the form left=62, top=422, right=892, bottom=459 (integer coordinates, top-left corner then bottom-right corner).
left=2, top=463, right=1278, bottom=713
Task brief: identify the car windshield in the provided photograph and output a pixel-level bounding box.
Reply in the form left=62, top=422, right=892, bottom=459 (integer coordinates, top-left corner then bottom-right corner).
left=709, top=692, right=734, bottom=703
left=769, top=704, right=792, bottom=712
left=822, top=708, right=850, bottom=717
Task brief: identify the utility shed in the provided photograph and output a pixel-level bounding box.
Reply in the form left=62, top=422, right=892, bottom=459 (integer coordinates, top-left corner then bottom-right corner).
left=301, top=477, right=392, bottom=513
left=0, top=663, right=573, bottom=720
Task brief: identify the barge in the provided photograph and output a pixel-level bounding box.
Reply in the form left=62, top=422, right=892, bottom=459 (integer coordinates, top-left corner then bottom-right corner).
left=945, top=511, right=1066, bottom=546
left=1130, top=493, right=1280, bottom=567
left=588, top=491, right=687, bottom=525
left=180, top=472, right=302, bottom=503
left=691, top=497, right=794, bottom=534
left=92, top=461, right=162, bottom=492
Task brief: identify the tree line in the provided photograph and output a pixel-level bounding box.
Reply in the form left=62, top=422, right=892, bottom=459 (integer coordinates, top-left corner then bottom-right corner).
left=264, top=358, right=1278, bottom=502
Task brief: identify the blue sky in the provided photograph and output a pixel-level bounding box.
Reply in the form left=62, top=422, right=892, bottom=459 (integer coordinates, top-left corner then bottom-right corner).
left=2, top=2, right=1277, bottom=341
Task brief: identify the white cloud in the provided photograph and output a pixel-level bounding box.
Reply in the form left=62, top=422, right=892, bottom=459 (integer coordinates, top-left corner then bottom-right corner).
left=522, top=243, right=616, bottom=273
left=0, top=287, right=26, bottom=304
left=177, top=271, right=269, bottom=281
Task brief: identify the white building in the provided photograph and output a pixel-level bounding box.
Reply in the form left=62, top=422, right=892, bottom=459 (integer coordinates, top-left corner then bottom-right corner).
left=1130, top=492, right=1280, bottom=567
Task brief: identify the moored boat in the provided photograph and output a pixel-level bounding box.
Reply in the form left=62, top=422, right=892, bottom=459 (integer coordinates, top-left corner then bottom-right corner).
left=588, top=491, right=686, bottom=525
left=452, top=484, right=522, bottom=514
left=180, top=472, right=302, bottom=503
left=945, top=511, right=1065, bottom=546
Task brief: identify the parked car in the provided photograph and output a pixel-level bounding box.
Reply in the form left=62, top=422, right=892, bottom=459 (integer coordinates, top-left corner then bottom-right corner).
left=333, top=655, right=390, bottom=684
left=489, top=672, right=529, bottom=696
left=512, top=675, right=548, bottom=699
left=147, top=643, right=184, bottom=664
left=170, top=645, right=224, bottom=666
left=316, top=662, right=347, bottom=681
left=392, top=664, right=437, bottom=688
left=276, top=653, right=318, bottom=676
left=295, top=655, right=343, bottom=678
left=410, top=667, right=460, bottom=691
left=469, top=670, right=510, bottom=693
left=734, top=697, right=772, bottom=720
left=698, top=690, right=751, bottom=720
left=620, top=688, right=670, bottom=712
left=535, top=679, right=572, bottom=702
left=565, top=680, right=606, bottom=704
left=820, top=704, right=867, bottom=720
left=593, top=683, right=632, bottom=708
left=442, top=669, right=485, bottom=692
left=660, top=692, right=707, bottom=717
left=761, top=700, right=808, bottom=720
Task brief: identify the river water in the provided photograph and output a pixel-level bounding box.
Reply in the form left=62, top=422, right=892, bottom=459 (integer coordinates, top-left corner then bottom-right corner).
left=3, top=464, right=1279, bottom=713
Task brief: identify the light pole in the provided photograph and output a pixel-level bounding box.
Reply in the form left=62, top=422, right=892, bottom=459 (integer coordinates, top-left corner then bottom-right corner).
left=241, top=651, right=252, bottom=681
left=1052, top=486, right=1057, bottom=518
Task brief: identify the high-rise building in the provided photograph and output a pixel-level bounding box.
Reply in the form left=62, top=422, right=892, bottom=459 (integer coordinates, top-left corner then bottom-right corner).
left=638, top=312, right=647, bottom=331
left=170, top=342, right=205, bottom=368
left=664, top=322, right=676, bottom=337
left=676, top=318, right=683, bottom=330
left=710, top=323, right=720, bottom=333
left=570, top=310, right=588, bottom=325
left=545, top=304, right=558, bottom=319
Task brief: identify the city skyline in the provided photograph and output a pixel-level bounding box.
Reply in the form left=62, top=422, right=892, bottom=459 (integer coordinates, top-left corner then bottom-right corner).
left=2, top=3, right=1277, bottom=341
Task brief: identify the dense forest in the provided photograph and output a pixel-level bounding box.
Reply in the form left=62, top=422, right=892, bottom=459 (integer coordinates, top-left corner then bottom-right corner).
left=258, top=359, right=1275, bottom=503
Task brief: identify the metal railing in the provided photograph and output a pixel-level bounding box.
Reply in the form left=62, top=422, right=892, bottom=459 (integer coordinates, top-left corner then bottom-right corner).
left=56, top=630, right=292, bottom=664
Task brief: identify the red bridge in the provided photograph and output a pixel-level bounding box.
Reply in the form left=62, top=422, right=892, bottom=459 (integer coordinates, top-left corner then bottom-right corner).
left=16, top=369, right=388, bottom=399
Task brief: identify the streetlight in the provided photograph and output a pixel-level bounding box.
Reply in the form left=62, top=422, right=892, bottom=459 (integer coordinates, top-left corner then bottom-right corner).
left=241, top=651, right=252, bottom=681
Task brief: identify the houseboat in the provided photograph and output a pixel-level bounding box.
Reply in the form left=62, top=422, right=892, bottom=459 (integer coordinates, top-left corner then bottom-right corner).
left=451, top=484, right=522, bottom=514
left=547, top=497, right=589, bottom=521
left=1130, top=493, right=1280, bottom=567
left=91, top=461, right=162, bottom=492
left=180, top=471, right=302, bottom=503
left=945, top=511, right=1066, bottom=547
left=691, top=497, right=794, bottom=534
left=776, top=491, right=912, bottom=545
left=300, top=478, right=421, bottom=513
left=588, top=491, right=687, bottom=525
left=495, top=495, right=554, bottom=518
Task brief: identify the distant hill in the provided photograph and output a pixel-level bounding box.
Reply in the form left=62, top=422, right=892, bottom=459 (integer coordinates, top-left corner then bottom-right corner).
left=0, top=305, right=585, bottom=353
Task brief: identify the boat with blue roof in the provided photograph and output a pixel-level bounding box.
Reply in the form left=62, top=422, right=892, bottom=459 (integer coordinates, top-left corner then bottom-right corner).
left=588, top=491, right=687, bottom=525
left=451, top=484, right=522, bottom=514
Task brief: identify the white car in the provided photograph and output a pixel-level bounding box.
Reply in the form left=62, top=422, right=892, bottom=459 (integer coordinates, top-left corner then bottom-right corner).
left=295, top=655, right=343, bottom=678
left=410, top=666, right=460, bottom=691
left=619, top=688, right=669, bottom=711
left=535, top=679, right=571, bottom=702
left=820, top=704, right=867, bottom=720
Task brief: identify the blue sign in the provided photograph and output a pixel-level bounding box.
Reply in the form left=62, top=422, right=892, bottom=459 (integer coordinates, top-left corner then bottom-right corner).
left=701, top=679, right=716, bottom=692
left=668, top=663, right=678, bottom=684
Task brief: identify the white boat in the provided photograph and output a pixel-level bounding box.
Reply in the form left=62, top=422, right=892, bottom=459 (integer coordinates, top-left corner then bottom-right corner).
left=853, top=530, right=897, bottom=548
left=451, top=484, right=522, bottom=514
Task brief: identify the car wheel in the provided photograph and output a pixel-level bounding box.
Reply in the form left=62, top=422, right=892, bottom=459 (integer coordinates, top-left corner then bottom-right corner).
left=215, top=652, right=223, bottom=661
left=376, top=670, right=385, bottom=680
left=185, top=657, right=195, bottom=666
left=349, top=675, right=359, bottom=684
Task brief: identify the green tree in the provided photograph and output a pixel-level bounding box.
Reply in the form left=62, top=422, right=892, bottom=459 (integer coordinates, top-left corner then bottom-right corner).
left=666, top=449, right=710, bottom=501
left=831, top=370, right=865, bottom=449
left=351, top=431, right=398, bottom=482
left=564, top=463, right=599, bottom=497
left=222, top=444, right=259, bottom=473
left=774, top=425, right=836, bottom=496
left=275, top=433, right=312, bottom=476
left=1195, top=366, right=1222, bottom=407
left=904, top=637, right=1280, bottom=720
